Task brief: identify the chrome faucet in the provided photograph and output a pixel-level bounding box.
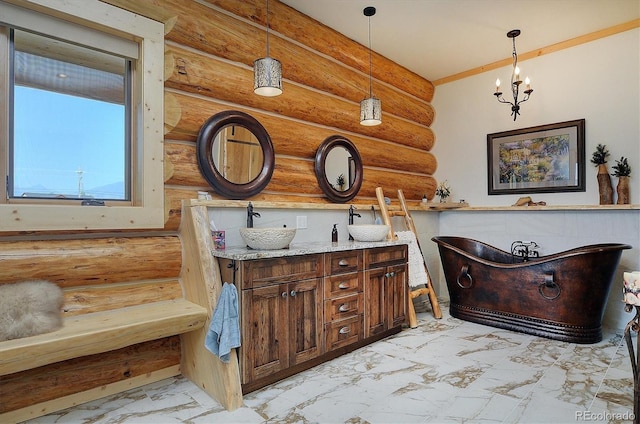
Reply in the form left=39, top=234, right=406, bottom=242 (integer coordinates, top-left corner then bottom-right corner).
left=247, top=202, right=261, bottom=228
left=348, top=205, right=361, bottom=240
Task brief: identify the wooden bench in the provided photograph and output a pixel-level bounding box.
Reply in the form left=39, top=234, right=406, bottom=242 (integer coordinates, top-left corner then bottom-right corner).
left=0, top=299, right=208, bottom=376
left=0, top=294, right=208, bottom=423
left=0, top=236, right=210, bottom=422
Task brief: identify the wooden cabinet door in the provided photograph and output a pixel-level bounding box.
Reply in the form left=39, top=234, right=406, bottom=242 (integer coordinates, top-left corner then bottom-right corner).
left=241, top=284, right=289, bottom=383
left=386, top=263, right=407, bottom=328
left=287, top=278, right=323, bottom=365
left=364, top=266, right=386, bottom=337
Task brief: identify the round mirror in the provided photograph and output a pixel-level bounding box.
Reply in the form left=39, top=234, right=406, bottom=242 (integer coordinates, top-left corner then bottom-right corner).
left=196, top=110, right=275, bottom=199
left=315, top=135, right=363, bottom=203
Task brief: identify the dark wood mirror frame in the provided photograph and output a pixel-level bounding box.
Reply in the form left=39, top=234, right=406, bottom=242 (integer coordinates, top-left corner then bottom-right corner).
left=196, top=110, right=275, bottom=199
left=315, top=135, right=363, bottom=203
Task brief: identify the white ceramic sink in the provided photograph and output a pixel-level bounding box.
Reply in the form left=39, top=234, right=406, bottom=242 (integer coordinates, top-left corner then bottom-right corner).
left=347, top=224, right=390, bottom=242
left=239, top=227, right=297, bottom=250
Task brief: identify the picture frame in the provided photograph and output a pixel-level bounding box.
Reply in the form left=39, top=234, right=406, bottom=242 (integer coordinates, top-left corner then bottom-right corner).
left=487, top=119, right=585, bottom=195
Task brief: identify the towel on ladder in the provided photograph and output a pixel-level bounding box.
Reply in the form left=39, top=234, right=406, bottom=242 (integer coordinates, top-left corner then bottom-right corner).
left=205, top=282, right=241, bottom=363
left=395, top=231, right=429, bottom=288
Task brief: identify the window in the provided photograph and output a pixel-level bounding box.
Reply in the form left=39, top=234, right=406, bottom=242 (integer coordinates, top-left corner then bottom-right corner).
left=0, top=0, right=164, bottom=231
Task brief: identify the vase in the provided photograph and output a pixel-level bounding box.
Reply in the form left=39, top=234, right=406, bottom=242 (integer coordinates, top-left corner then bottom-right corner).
left=596, top=164, right=613, bottom=205
left=617, top=176, right=630, bottom=204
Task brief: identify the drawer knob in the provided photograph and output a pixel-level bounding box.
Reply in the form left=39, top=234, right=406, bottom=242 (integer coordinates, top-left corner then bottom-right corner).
left=338, top=303, right=350, bottom=312
left=281, top=291, right=288, bottom=298
left=290, top=290, right=297, bottom=297
left=339, top=326, right=351, bottom=334
left=338, top=282, right=350, bottom=289
left=338, top=259, right=349, bottom=266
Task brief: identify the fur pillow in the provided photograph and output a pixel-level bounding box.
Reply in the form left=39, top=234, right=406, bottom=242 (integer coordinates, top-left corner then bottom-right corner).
left=0, top=280, right=64, bottom=342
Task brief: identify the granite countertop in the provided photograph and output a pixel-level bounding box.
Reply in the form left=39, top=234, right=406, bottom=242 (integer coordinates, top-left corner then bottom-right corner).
left=211, top=239, right=407, bottom=260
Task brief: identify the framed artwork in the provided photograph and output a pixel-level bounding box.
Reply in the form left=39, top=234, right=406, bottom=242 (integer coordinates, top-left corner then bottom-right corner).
left=487, top=119, right=585, bottom=195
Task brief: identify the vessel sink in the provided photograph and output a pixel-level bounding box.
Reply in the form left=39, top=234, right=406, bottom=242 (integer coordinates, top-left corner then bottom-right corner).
left=347, top=224, right=390, bottom=242
left=239, top=227, right=296, bottom=250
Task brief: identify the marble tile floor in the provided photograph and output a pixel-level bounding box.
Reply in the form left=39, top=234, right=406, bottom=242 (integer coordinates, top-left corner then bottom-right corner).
left=28, top=306, right=637, bottom=424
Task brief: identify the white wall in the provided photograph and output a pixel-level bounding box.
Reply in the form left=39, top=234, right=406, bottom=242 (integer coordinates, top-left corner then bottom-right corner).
left=430, top=29, right=640, bottom=330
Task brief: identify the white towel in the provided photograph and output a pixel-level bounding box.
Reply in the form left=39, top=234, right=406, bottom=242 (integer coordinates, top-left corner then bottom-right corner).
left=395, top=231, right=429, bottom=288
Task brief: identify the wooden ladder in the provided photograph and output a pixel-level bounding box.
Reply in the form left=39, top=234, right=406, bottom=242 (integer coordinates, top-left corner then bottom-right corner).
left=375, top=187, right=442, bottom=327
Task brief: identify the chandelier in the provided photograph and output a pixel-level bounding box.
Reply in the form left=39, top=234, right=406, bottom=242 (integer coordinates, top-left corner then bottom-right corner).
left=493, top=29, right=533, bottom=121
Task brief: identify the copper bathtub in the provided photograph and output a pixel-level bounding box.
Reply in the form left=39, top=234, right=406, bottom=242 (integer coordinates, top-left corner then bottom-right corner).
left=432, top=236, right=631, bottom=343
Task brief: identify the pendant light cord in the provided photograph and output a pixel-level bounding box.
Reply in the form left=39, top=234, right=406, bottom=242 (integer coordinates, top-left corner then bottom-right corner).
left=265, top=0, right=270, bottom=56
left=368, top=15, right=373, bottom=97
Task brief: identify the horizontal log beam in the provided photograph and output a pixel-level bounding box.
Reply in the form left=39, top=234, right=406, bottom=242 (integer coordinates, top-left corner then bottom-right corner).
left=164, top=91, right=434, bottom=151
left=63, top=280, right=183, bottom=316
left=164, top=137, right=435, bottom=189
left=0, top=237, right=182, bottom=287
left=0, top=337, right=181, bottom=414
left=108, top=0, right=434, bottom=104
left=206, top=0, right=435, bottom=102
left=165, top=43, right=434, bottom=128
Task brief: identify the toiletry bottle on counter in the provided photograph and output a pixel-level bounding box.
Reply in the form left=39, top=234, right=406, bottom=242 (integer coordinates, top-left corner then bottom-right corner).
left=332, top=224, right=338, bottom=244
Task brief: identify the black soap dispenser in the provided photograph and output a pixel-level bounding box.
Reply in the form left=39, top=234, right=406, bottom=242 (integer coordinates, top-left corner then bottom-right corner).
left=332, top=224, right=338, bottom=244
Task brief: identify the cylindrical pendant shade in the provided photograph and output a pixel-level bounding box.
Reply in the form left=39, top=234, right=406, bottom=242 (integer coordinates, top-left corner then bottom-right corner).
left=254, top=57, right=282, bottom=97
left=360, top=97, right=381, bottom=126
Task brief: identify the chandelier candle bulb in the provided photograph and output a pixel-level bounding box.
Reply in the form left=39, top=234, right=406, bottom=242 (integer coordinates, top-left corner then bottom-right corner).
left=495, top=78, right=501, bottom=92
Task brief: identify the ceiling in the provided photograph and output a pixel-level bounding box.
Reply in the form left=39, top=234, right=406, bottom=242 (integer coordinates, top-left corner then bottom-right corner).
left=279, top=0, right=639, bottom=84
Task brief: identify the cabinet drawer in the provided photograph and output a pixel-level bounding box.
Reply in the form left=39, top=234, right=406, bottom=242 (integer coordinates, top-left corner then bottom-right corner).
left=325, top=315, right=362, bottom=351
left=365, top=245, right=407, bottom=268
left=324, top=292, right=363, bottom=322
left=324, top=272, right=362, bottom=298
left=326, top=250, right=362, bottom=275
left=242, top=254, right=323, bottom=288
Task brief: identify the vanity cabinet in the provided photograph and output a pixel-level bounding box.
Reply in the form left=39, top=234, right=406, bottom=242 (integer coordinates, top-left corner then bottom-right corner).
left=217, top=244, right=407, bottom=393
left=323, top=250, right=364, bottom=351
left=365, top=246, right=408, bottom=337
left=220, top=254, right=324, bottom=385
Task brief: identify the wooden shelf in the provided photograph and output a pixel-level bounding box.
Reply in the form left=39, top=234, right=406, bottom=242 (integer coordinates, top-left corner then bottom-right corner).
left=188, top=199, right=640, bottom=213
left=437, top=204, right=640, bottom=212
left=418, top=202, right=469, bottom=210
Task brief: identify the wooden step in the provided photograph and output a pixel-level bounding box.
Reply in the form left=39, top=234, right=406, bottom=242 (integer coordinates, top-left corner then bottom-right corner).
left=0, top=299, right=208, bottom=376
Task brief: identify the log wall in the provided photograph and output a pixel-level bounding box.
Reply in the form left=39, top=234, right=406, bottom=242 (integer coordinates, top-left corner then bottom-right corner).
left=0, top=0, right=437, bottom=415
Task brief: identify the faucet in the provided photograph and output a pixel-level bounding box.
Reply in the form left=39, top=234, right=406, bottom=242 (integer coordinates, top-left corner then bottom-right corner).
left=247, top=202, right=261, bottom=228
left=348, top=205, right=361, bottom=240
left=510, top=240, right=539, bottom=262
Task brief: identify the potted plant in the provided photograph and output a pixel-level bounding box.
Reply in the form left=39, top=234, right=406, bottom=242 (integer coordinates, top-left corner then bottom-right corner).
left=336, top=173, right=346, bottom=191
left=590, top=144, right=613, bottom=204
left=612, top=156, right=631, bottom=204
left=435, top=180, right=451, bottom=203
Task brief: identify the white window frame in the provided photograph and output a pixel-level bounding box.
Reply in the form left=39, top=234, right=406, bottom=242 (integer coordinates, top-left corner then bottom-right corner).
left=0, top=0, right=164, bottom=231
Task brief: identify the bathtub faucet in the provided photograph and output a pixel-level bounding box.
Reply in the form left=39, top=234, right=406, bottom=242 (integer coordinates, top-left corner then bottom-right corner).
left=247, top=202, right=261, bottom=228
left=511, top=240, right=539, bottom=261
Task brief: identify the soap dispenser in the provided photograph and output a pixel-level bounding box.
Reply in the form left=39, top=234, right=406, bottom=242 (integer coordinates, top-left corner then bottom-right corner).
left=332, top=224, right=338, bottom=244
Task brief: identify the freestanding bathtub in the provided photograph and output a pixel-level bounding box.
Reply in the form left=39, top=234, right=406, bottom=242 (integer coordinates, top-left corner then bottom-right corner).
left=432, top=236, right=631, bottom=344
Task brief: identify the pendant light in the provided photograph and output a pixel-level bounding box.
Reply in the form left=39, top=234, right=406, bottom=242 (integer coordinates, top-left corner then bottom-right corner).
left=254, top=0, right=282, bottom=96
left=360, top=6, right=381, bottom=126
